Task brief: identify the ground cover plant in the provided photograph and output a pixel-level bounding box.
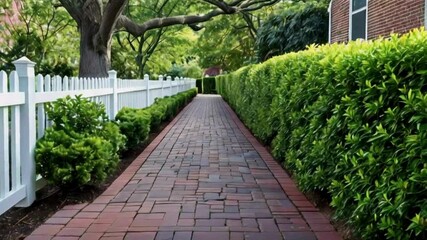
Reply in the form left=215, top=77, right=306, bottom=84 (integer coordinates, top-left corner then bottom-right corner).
left=216, top=28, right=427, bottom=239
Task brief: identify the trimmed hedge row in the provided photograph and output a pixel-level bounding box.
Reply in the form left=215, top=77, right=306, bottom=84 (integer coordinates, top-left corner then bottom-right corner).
left=116, top=88, right=197, bottom=150
left=196, top=79, right=202, bottom=93
left=216, top=29, right=427, bottom=239
left=196, top=77, right=217, bottom=94
left=202, top=77, right=216, bottom=94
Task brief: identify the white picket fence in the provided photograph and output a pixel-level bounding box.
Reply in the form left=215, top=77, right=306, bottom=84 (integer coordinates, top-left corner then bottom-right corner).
left=0, top=57, right=196, bottom=216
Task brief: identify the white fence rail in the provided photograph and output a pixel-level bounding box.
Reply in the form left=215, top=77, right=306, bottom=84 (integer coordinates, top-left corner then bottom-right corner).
left=0, top=57, right=196, bottom=215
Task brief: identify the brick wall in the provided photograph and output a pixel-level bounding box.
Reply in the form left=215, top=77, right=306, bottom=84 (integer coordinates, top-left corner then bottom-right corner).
left=0, top=0, right=21, bottom=26
left=330, top=0, right=425, bottom=43
left=331, top=0, right=350, bottom=43
left=368, top=0, right=424, bottom=39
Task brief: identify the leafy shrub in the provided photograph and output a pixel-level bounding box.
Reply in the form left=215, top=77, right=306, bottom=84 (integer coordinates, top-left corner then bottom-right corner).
left=116, top=88, right=197, bottom=150
left=202, top=77, right=216, bottom=94
left=255, top=2, right=328, bottom=62
left=147, top=106, right=165, bottom=131
left=115, top=108, right=151, bottom=150
left=217, top=29, right=427, bottom=239
left=35, top=95, right=125, bottom=187
left=154, top=96, right=178, bottom=120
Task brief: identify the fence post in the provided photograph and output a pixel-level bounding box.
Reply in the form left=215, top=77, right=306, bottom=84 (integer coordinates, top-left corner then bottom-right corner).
left=108, top=70, right=118, bottom=120
left=159, top=75, right=164, bottom=98
left=13, top=57, right=36, bottom=207
left=144, top=74, right=150, bottom=107
left=167, top=76, right=172, bottom=96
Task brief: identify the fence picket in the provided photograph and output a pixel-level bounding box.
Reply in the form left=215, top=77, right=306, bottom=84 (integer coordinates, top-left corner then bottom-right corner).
left=63, top=76, right=69, bottom=91
left=0, top=71, right=10, bottom=199
left=10, top=71, right=21, bottom=190
left=70, top=77, right=75, bottom=90
left=45, top=75, right=51, bottom=92
left=56, top=76, right=62, bottom=91
left=36, top=74, right=45, bottom=139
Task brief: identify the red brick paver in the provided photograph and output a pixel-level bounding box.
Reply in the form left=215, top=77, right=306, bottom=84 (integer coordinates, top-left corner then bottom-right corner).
left=26, top=95, right=342, bottom=240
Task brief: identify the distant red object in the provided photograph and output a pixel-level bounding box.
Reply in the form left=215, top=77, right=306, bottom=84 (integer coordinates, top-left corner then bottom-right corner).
left=0, top=0, right=21, bottom=26
left=0, top=0, right=21, bottom=44
left=203, top=66, right=222, bottom=77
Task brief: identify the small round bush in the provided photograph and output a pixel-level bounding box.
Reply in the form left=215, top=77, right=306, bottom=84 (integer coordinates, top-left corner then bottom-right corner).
left=35, top=95, right=125, bottom=187
left=115, top=107, right=151, bottom=149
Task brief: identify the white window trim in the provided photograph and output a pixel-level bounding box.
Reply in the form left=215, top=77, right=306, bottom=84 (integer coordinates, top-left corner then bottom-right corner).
left=424, top=0, right=427, bottom=27
left=328, top=1, right=332, bottom=43
left=349, top=0, right=368, bottom=40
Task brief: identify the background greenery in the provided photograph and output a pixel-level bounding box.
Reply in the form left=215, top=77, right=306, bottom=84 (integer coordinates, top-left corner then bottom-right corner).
left=217, top=29, right=427, bottom=239
left=255, top=1, right=328, bottom=61
left=195, top=77, right=217, bottom=94
left=0, top=0, right=327, bottom=77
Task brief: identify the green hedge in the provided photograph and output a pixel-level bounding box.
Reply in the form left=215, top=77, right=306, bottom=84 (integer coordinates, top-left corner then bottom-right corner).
left=216, top=29, right=427, bottom=239
left=116, top=88, right=197, bottom=150
left=202, top=77, right=216, bottom=94
left=196, top=79, right=202, bottom=93
left=195, top=77, right=216, bottom=94
left=196, top=77, right=217, bottom=94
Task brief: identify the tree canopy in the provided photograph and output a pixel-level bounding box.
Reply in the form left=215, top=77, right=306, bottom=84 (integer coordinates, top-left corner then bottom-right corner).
left=0, top=0, right=79, bottom=75
left=255, top=1, right=329, bottom=61
left=0, top=0, right=329, bottom=77
left=56, top=0, right=281, bottom=77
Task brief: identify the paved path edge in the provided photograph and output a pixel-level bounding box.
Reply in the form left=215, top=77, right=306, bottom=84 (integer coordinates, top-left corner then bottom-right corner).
left=221, top=97, right=342, bottom=240
left=98, top=100, right=195, bottom=199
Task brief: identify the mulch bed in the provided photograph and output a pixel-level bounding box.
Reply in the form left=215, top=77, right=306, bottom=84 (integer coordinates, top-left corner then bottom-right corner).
left=0, top=121, right=170, bottom=240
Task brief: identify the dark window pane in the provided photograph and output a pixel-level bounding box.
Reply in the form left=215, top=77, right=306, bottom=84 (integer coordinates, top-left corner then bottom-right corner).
left=353, top=0, right=366, bottom=11
left=351, top=10, right=366, bottom=40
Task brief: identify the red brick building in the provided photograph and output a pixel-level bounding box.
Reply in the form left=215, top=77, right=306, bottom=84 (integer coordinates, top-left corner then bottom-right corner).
left=0, top=0, right=21, bottom=45
left=0, top=0, right=21, bottom=27
left=328, top=0, right=426, bottom=43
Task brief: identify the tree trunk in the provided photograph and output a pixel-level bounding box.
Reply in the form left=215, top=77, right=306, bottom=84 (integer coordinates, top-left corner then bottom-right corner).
left=78, top=21, right=110, bottom=77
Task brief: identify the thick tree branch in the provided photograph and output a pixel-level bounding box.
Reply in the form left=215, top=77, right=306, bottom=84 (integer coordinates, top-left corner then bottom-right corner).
left=202, top=0, right=236, bottom=13
left=240, top=0, right=280, bottom=12
left=97, top=0, right=128, bottom=48
left=82, top=0, right=102, bottom=23
left=189, top=24, right=204, bottom=31
left=115, top=0, right=280, bottom=37
left=117, top=9, right=226, bottom=37
left=58, top=0, right=83, bottom=24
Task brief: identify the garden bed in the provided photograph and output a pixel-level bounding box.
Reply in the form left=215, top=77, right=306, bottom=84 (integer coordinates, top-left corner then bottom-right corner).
left=0, top=120, right=171, bottom=240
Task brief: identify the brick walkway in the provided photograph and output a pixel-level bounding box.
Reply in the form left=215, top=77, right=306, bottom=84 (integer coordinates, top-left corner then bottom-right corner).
left=26, top=95, right=342, bottom=240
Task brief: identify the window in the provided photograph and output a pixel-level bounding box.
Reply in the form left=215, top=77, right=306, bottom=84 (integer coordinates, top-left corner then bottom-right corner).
left=350, top=0, right=367, bottom=40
